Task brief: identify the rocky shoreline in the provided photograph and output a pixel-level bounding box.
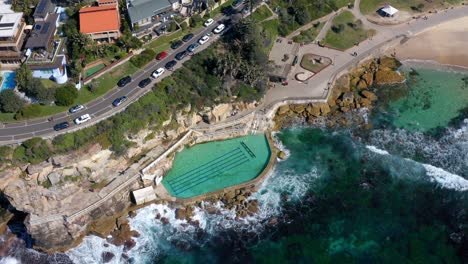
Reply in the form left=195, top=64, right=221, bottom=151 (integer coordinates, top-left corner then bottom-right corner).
left=0, top=56, right=405, bottom=256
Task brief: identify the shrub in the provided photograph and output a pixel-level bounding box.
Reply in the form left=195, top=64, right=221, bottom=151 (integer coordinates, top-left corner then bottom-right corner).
left=168, top=21, right=178, bottom=32
left=0, top=90, right=24, bottom=113
left=190, top=15, right=203, bottom=28
left=180, top=21, right=188, bottom=30
left=130, top=49, right=156, bottom=68
left=55, top=84, right=78, bottom=106
left=15, top=104, right=42, bottom=120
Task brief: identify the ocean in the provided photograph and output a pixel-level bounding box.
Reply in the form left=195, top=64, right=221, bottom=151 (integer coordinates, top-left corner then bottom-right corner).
left=2, top=66, right=468, bottom=263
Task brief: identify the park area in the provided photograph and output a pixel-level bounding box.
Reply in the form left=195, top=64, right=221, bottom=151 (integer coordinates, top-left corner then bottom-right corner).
left=162, top=134, right=271, bottom=198
left=323, top=11, right=375, bottom=50
left=359, top=0, right=465, bottom=14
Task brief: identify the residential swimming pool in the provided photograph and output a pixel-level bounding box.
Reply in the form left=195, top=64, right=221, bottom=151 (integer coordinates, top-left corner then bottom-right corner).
left=162, top=134, right=272, bottom=198
left=0, top=72, right=17, bottom=92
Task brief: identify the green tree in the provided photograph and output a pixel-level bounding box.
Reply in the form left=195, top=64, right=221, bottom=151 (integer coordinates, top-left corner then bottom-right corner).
left=16, top=64, right=33, bottom=92
left=0, top=90, right=24, bottom=113
left=55, top=84, right=78, bottom=106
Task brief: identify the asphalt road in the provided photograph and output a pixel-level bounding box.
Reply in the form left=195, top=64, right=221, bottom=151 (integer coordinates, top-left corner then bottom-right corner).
left=0, top=7, right=245, bottom=144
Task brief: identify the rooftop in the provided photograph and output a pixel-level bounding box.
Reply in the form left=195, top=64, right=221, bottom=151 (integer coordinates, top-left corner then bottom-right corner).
left=33, top=0, right=55, bottom=20
left=381, top=5, right=399, bottom=16
left=79, top=4, right=120, bottom=34
left=127, top=0, right=173, bottom=24
left=25, top=13, right=58, bottom=49
left=0, top=12, right=23, bottom=37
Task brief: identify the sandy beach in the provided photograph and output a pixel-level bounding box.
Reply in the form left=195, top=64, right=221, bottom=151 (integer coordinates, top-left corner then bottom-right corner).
left=395, top=16, right=468, bottom=69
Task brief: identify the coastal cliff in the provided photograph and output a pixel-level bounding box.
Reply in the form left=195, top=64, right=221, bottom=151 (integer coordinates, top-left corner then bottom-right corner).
left=0, top=57, right=403, bottom=253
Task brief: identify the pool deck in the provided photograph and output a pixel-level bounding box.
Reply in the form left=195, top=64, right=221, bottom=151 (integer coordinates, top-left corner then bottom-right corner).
left=159, top=132, right=278, bottom=205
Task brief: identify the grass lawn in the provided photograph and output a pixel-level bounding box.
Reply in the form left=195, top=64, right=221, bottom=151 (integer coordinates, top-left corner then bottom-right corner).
left=260, top=18, right=279, bottom=53
left=360, top=0, right=464, bottom=14
left=300, top=54, right=331, bottom=73
left=210, top=0, right=235, bottom=18
left=145, top=29, right=189, bottom=54
left=323, top=11, right=375, bottom=50
left=251, top=5, right=273, bottom=22
left=292, top=22, right=324, bottom=43
left=40, top=79, right=58, bottom=89
left=85, top=63, right=106, bottom=78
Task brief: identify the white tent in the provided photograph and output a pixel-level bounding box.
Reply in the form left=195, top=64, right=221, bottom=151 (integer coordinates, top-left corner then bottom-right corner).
left=380, top=5, right=399, bottom=17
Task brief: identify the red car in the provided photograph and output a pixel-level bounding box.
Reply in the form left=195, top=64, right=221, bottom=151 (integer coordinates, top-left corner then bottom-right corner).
left=156, top=51, right=168, bottom=60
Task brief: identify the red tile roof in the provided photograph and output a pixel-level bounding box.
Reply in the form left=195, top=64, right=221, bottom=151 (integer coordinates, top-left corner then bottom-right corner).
left=79, top=4, right=120, bottom=34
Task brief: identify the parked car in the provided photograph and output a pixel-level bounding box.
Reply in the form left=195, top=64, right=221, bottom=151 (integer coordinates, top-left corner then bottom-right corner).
left=74, top=114, right=91, bottom=125
left=182, top=33, right=194, bottom=42
left=156, top=51, right=168, bottom=60
left=171, top=40, right=183, bottom=49
left=213, top=24, right=226, bottom=34
left=68, top=104, right=84, bottom=114
left=165, top=60, right=177, bottom=69
left=198, top=34, right=210, bottom=45
left=138, top=78, right=151, bottom=88
left=204, top=18, right=214, bottom=27
left=222, top=6, right=236, bottom=15
left=112, top=96, right=128, bottom=107
left=175, top=50, right=188, bottom=60
left=187, top=43, right=200, bottom=53
left=152, top=67, right=165, bottom=78
left=242, top=6, right=249, bottom=14
left=53, top=121, right=70, bottom=131
left=232, top=0, right=242, bottom=8
left=117, top=76, right=132, bottom=87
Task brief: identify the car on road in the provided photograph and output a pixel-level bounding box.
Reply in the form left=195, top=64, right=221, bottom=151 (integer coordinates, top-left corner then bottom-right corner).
left=204, top=18, right=214, bottom=27
left=187, top=43, right=200, bottom=52
left=165, top=60, right=177, bottom=69
left=182, top=33, right=194, bottom=42
left=69, top=104, right=84, bottom=114
left=232, top=0, right=242, bottom=8
left=222, top=6, right=236, bottom=16
left=53, top=121, right=70, bottom=131
left=112, top=96, right=128, bottom=107
left=152, top=67, right=165, bottom=78
left=198, top=34, right=210, bottom=45
left=138, top=78, right=151, bottom=88
left=74, top=114, right=91, bottom=125
left=170, top=40, right=183, bottom=49
left=117, top=76, right=132, bottom=87
left=213, top=24, right=225, bottom=34
left=175, top=50, right=188, bottom=60
left=156, top=51, right=168, bottom=60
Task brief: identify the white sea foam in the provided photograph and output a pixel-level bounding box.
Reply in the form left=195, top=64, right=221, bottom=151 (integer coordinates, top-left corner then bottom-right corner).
left=0, top=257, right=20, bottom=264
left=423, top=164, right=468, bottom=192
left=271, top=131, right=290, bottom=160
left=365, top=142, right=468, bottom=192
left=67, top=235, right=126, bottom=264
left=366, top=145, right=390, bottom=155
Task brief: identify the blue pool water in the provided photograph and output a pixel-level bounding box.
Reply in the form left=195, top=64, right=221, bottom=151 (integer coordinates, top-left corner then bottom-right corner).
left=1, top=72, right=17, bottom=91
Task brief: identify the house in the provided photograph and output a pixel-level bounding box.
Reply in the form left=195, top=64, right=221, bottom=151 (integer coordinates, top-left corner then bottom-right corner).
left=25, top=3, right=68, bottom=84
left=0, top=12, right=27, bottom=68
left=126, top=0, right=180, bottom=29
left=79, top=4, right=121, bottom=42
left=33, top=0, right=56, bottom=22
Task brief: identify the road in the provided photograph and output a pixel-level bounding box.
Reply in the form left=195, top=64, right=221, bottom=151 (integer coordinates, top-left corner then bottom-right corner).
left=1, top=2, right=467, bottom=145
left=0, top=4, right=248, bottom=145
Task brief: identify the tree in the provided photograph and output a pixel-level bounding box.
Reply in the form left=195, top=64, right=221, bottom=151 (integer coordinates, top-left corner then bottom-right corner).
left=0, top=90, right=24, bottom=113
left=295, top=8, right=311, bottom=25
left=55, top=84, right=78, bottom=106
left=16, top=64, right=33, bottom=92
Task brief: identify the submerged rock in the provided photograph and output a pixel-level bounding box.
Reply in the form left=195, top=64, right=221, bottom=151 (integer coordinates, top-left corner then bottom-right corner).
left=101, top=252, right=115, bottom=263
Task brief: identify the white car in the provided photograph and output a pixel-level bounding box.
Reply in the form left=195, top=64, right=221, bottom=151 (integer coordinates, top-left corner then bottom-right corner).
left=213, top=24, right=225, bottom=34
left=204, top=18, right=214, bottom=27
left=198, top=34, right=210, bottom=45
left=152, top=67, right=165, bottom=78
left=74, top=114, right=91, bottom=125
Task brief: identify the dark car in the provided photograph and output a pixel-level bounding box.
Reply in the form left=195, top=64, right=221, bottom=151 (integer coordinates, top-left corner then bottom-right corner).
left=222, top=6, right=236, bottom=15
left=175, top=50, right=188, bottom=60
left=156, top=51, right=168, bottom=60
left=171, top=40, right=183, bottom=49
left=112, top=96, right=128, bottom=107
left=53, top=121, right=70, bottom=131
left=165, top=60, right=177, bottom=69
left=232, top=0, right=242, bottom=8
left=138, top=78, right=152, bottom=88
left=187, top=43, right=199, bottom=53
left=117, top=76, right=132, bottom=87
left=182, top=33, right=194, bottom=42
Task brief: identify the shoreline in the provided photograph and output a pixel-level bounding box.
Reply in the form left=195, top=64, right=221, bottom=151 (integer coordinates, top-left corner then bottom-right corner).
left=400, top=59, right=468, bottom=73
